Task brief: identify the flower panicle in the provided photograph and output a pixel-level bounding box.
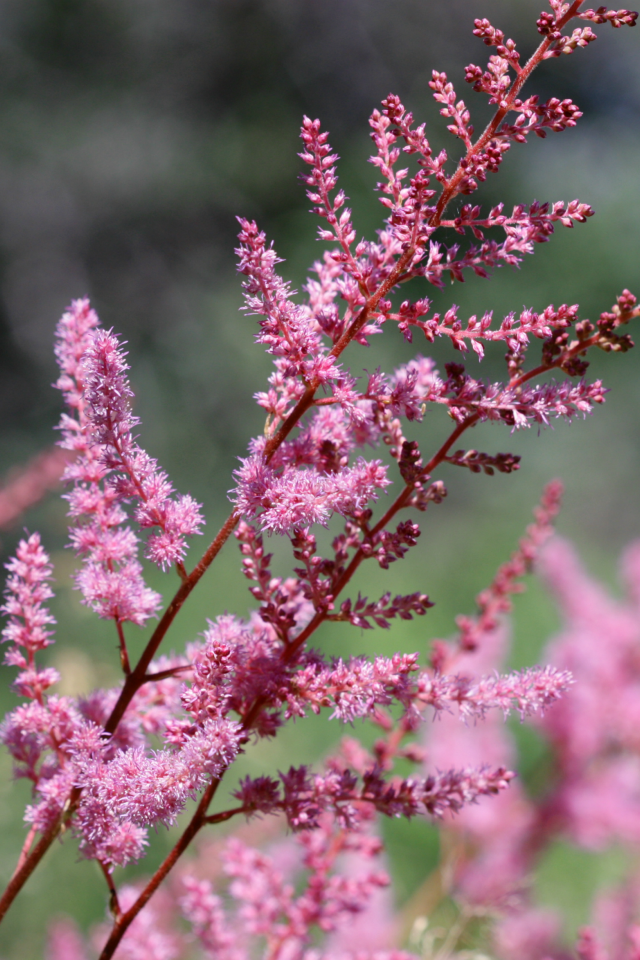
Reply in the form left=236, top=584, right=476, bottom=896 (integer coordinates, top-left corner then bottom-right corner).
left=1, top=533, right=58, bottom=702
left=232, top=761, right=515, bottom=831
left=81, top=328, right=205, bottom=571
left=54, top=299, right=162, bottom=628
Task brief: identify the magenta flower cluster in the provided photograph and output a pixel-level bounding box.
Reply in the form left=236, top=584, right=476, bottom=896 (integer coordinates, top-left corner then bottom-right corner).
left=0, top=3, right=638, bottom=959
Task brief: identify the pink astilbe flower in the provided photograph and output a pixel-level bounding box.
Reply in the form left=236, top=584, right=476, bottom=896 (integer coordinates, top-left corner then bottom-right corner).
left=582, top=876, right=640, bottom=960
left=417, top=664, right=571, bottom=722
left=128, top=653, right=191, bottom=736
left=0, top=695, right=80, bottom=788
left=421, top=623, right=538, bottom=908
left=289, top=655, right=570, bottom=725
left=1, top=532, right=57, bottom=702
left=182, top=603, right=568, bottom=743
left=236, top=218, right=340, bottom=388
left=24, top=761, right=78, bottom=835
left=367, top=88, right=591, bottom=287
left=423, top=365, right=606, bottom=429
left=81, top=327, right=204, bottom=570
left=177, top=809, right=417, bottom=960
left=0, top=535, right=90, bottom=855
left=55, top=299, right=161, bottom=629
left=0, top=536, right=80, bottom=797
left=233, top=447, right=390, bottom=535
left=493, top=908, right=563, bottom=960
left=72, top=715, right=242, bottom=866
left=417, top=532, right=640, bottom=956
left=233, top=760, right=515, bottom=830
left=73, top=558, right=161, bottom=633
left=221, top=809, right=391, bottom=957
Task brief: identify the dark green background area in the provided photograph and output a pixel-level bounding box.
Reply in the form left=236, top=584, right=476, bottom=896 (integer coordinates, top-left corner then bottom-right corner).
left=0, top=1, right=638, bottom=956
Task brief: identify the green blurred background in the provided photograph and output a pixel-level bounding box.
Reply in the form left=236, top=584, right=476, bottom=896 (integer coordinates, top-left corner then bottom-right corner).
left=0, top=0, right=638, bottom=955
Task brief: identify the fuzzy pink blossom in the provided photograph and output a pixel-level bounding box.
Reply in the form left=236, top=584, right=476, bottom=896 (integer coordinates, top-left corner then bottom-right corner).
left=221, top=810, right=391, bottom=957
left=24, top=766, right=77, bottom=834
left=80, top=327, right=204, bottom=569
left=0, top=536, right=86, bottom=842
left=417, top=664, right=572, bottom=721
left=233, top=449, right=390, bottom=535
left=0, top=694, right=80, bottom=788
left=54, top=298, right=162, bottom=627
left=1, top=533, right=57, bottom=701
left=236, top=217, right=342, bottom=387
left=72, top=716, right=242, bottom=865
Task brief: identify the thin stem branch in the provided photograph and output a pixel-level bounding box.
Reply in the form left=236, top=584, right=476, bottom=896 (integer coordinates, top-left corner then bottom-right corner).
left=116, top=620, right=131, bottom=675
left=430, top=1, right=584, bottom=227
left=13, top=825, right=37, bottom=876
left=98, top=861, right=121, bottom=921
left=203, top=806, right=246, bottom=825
left=0, top=806, right=69, bottom=923
left=143, top=664, right=193, bottom=683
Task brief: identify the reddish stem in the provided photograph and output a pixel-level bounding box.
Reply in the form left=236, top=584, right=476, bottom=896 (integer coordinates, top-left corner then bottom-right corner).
left=430, top=1, right=584, bottom=227
left=116, top=620, right=131, bottom=675
left=13, top=825, right=37, bottom=876
left=0, top=809, right=69, bottom=923
left=98, top=861, right=121, bottom=921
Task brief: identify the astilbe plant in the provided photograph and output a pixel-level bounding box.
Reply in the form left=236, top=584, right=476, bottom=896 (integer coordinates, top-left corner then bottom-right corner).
left=0, top=3, right=638, bottom=958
